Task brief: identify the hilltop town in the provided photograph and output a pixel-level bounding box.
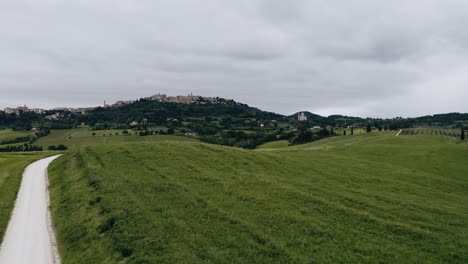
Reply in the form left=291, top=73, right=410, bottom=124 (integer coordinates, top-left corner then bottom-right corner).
left=2, top=94, right=234, bottom=116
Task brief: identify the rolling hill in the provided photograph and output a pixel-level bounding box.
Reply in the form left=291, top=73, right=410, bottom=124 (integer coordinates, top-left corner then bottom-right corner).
left=47, top=132, right=468, bottom=263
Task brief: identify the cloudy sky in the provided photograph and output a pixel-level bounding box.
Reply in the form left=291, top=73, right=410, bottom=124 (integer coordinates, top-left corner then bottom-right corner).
left=1, top=0, right=468, bottom=117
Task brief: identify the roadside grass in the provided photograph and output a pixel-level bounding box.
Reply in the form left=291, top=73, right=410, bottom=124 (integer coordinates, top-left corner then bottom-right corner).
left=36, top=128, right=197, bottom=149
left=0, top=152, right=54, bottom=243
left=49, top=134, right=468, bottom=263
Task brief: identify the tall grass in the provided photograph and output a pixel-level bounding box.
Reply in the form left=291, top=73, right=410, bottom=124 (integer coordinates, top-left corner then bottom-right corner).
left=48, top=134, right=468, bottom=263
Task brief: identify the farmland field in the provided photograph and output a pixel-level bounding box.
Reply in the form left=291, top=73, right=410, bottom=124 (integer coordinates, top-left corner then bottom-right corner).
left=0, top=152, right=53, bottom=242
left=401, top=127, right=462, bottom=138
left=48, top=133, right=468, bottom=263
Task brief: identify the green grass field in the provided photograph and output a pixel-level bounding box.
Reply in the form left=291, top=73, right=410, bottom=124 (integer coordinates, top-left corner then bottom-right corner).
left=0, top=152, right=54, bottom=242
left=48, top=133, right=468, bottom=263
left=36, top=128, right=197, bottom=149
left=256, top=140, right=290, bottom=149
left=0, top=129, right=31, bottom=143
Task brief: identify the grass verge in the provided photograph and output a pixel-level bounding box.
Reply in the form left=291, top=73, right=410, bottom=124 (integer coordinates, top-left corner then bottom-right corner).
left=0, top=152, right=55, bottom=242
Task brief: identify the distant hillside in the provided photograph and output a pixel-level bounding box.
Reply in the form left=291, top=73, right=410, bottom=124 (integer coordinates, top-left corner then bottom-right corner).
left=81, top=98, right=286, bottom=127
left=292, top=111, right=468, bottom=129
left=292, top=112, right=365, bottom=126
left=1, top=95, right=467, bottom=149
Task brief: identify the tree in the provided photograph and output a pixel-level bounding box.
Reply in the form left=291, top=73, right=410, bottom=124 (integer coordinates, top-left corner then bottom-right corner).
left=462, top=129, right=465, bottom=141
left=343, top=130, right=347, bottom=136
left=292, top=128, right=313, bottom=144
left=351, top=126, right=354, bottom=135
left=167, top=128, right=175, bottom=135
left=366, top=123, right=372, bottom=133
left=56, top=144, right=68, bottom=150
left=48, top=144, right=68, bottom=151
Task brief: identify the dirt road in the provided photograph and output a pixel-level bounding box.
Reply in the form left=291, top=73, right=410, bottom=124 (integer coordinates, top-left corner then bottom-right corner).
left=0, top=155, right=62, bottom=264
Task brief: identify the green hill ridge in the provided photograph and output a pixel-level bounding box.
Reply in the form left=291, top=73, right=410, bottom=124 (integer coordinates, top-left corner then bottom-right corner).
left=48, top=133, right=468, bottom=263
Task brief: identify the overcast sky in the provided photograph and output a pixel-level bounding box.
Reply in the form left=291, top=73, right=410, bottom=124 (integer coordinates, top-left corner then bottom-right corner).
left=1, top=0, right=468, bottom=117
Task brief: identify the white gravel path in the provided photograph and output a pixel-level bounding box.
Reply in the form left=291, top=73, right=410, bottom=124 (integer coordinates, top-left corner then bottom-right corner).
left=0, top=155, right=62, bottom=264
left=396, top=129, right=402, bottom=136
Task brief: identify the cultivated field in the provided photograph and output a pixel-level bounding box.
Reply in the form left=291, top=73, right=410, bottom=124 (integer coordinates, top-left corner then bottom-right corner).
left=401, top=127, right=462, bottom=138
left=0, top=152, right=53, bottom=242
left=48, top=133, right=468, bottom=263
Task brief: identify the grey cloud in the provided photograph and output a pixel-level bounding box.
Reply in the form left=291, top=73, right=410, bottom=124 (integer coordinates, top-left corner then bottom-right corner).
left=1, top=0, right=468, bottom=117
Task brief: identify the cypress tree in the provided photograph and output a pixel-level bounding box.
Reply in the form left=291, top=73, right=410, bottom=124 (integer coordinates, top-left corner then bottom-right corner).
left=462, top=129, right=465, bottom=141
left=366, top=123, right=371, bottom=133
left=343, top=130, right=347, bottom=136
left=351, top=126, right=354, bottom=135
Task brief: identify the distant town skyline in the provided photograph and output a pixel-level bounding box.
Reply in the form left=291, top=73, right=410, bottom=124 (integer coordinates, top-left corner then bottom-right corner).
left=2, top=90, right=468, bottom=119
left=3, top=93, right=468, bottom=121
left=2, top=1, right=468, bottom=118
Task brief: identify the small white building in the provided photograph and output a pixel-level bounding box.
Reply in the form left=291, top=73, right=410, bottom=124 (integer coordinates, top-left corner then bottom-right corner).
left=298, top=112, right=308, bottom=122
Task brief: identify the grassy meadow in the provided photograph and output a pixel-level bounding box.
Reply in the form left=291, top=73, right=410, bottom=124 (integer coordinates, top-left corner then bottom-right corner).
left=0, top=129, right=31, bottom=143
left=48, top=133, right=468, bottom=263
left=0, top=152, right=54, bottom=242
left=36, top=128, right=197, bottom=149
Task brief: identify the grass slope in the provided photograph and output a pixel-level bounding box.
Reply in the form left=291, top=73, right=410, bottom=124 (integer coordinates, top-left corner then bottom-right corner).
left=0, top=152, right=54, bottom=242
left=0, top=129, right=31, bottom=143
left=49, top=134, right=468, bottom=263
left=255, top=140, right=289, bottom=149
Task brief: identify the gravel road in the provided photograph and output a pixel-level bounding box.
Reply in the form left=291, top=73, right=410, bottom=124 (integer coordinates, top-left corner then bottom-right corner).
left=0, top=155, right=62, bottom=264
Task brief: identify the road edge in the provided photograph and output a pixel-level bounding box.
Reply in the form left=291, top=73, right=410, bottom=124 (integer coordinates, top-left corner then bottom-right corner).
left=45, top=155, right=62, bottom=264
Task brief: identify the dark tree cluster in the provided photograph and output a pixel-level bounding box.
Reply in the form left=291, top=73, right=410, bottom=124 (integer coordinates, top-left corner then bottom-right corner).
left=0, top=144, right=43, bottom=152
left=48, top=145, right=68, bottom=151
